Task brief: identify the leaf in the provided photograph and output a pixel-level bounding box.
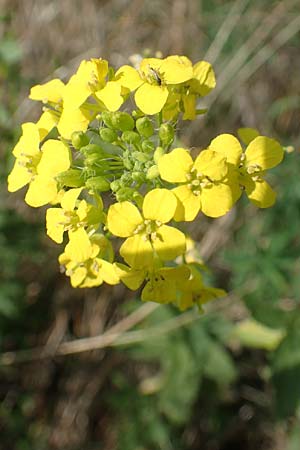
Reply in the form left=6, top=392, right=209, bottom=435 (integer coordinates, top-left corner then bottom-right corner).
left=233, top=319, right=284, bottom=350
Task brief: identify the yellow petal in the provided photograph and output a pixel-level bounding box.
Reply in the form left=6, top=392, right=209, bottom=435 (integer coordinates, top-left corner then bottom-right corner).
left=194, top=149, right=227, bottom=180
left=245, top=178, right=276, bottom=208
left=25, top=176, right=58, bottom=207
left=173, top=185, right=201, bottom=221
left=38, top=140, right=71, bottom=177
left=191, top=61, right=216, bottom=96
left=209, top=134, right=243, bottom=166
left=158, top=148, right=193, bottom=182
left=98, top=259, right=119, bottom=285
left=57, top=106, right=91, bottom=139
left=114, top=263, right=146, bottom=290
left=29, top=79, right=65, bottom=103
left=142, top=278, right=176, bottom=304
left=115, top=65, right=143, bottom=91
left=61, top=188, right=83, bottom=210
left=152, top=225, right=186, bottom=261
left=12, top=123, right=40, bottom=157
left=65, top=228, right=94, bottom=262
left=245, top=136, right=284, bottom=170
left=143, top=188, right=177, bottom=223
left=200, top=183, right=237, bottom=217
left=36, top=110, right=59, bottom=140
left=70, top=267, right=88, bottom=288
left=107, top=201, right=142, bottom=237
left=95, top=81, right=124, bottom=111
left=62, top=59, right=106, bottom=109
left=7, top=161, right=32, bottom=192
left=135, top=83, right=168, bottom=115
left=160, top=55, right=193, bottom=84
left=46, top=208, right=66, bottom=243
left=120, top=234, right=154, bottom=268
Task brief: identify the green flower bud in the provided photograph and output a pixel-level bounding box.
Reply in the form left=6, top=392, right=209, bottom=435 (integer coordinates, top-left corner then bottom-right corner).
left=154, top=146, right=166, bottom=164
left=84, top=153, right=103, bottom=166
left=112, top=112, right=135, bottom=131
left=133, top=161, right=143, bottom=172
left=120, top=173, right=132, bottom=185
left=123, top=158, right=133, bottom=170
left=141, top=139, right=155, bottom=153
left=146, top=165, right=159, bottom=180
left=132, top=110, right=144, bottom=119
left=110, top=180, right=122, bottom=192
left=121, top=131, right=141, bottom=145
left=136, top=117, right=154, bottom=138
left=80, top=144, right=106, bottom=157
left=159, top=123, right=174, bottom=146
left=116, top=187, right=135, bottom=202
left=71, top=131, right=89, bottom=150
left=132, top=171, right=145, bottom=183
left=101, top=111, right=115, bottom=129
left=99, top=128, right=118, bottom=143
left=132, top=151, right=150, bottom=163
left=56, top=169, right=85, bottom=187
left=85, top=176, right=110, bottom=191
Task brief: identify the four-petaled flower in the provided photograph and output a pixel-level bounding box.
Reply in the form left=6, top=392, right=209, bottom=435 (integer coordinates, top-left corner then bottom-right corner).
left=209, top=134, right=284, bottom=207
left=107, top=188, right=186, bottom=268
left=158, top=147, right=240, bottom=220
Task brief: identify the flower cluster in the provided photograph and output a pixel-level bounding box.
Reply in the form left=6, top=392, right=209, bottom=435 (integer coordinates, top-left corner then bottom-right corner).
left=7, top=54, right=284, bottom=311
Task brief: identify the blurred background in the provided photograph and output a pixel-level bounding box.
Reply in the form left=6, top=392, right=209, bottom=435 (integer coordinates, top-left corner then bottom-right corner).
left=1, top=0, right=300, bottom=449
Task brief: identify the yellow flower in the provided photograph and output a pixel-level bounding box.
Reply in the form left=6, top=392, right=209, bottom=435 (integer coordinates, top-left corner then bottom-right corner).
left=115, top=262, right=190, bottom=304
left=116, top=55, right=193, bottom=115
left=29, top=79, right=65, bottom=139
left=158, top=147, right=239, bottom=220
left=162, top=60, right=216, bottom=121
left=174, top=263, right=226, bottom=311
left=59, top=228, right=118, bottom=288
left=46, top=188, right=103, bottom=243
left=107, top=188, right=186, bottom=268
left=7, top=123, right=71, bottom=207
left=57, top=58, right=125, bottom=138
left=29, top=78, right=65, bottom=104
left=209, top=134, right=284, bottom=207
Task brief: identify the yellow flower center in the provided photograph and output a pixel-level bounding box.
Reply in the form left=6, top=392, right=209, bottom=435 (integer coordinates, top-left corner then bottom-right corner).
left=141, top=66, right=163, bottom=86
left=133, top=219, right=162, bottom=242
left=186, top=167, right=213, bottom=196
left=18, top=152, right=41, bottom=176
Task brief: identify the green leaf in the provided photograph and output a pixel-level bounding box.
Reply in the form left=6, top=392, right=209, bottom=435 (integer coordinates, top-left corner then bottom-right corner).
left=233, top=319, right=284, bottom=350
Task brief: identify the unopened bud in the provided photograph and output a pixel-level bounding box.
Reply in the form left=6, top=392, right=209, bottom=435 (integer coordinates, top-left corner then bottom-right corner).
left=116, top=187, right=135, bottom=202
left=154, top=146, right=165, bottom=164
left=71, top=131, right=89, bottom=150
left=56, top=169, right=85, bottom=187
left=132, top=171, right=145, bottom=183
left=141, top=139, right=155, bottom=153
left=112, top=111, right=135, bottom=131
left=121, top=131, right=141, bottom=145
left=136, top=117, right=154, bottom=138
left=101, top=111, right=114, bottom=129
left=85, top=176, right=110, bottom=191
left=80, top=144, right=105, bottom=157
left=159, top=123, right=174, bottom=146
left=132, top=151, right=150, bottom=163
left=99, top=128, right=118, bottom=143
left=146, top=165, right=159, bottom=180
left=110, top=180, right=122, bottom=192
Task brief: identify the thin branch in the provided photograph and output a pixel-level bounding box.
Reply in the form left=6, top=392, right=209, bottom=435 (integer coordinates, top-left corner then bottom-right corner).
left=0, top=302, right=159, bottom=366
